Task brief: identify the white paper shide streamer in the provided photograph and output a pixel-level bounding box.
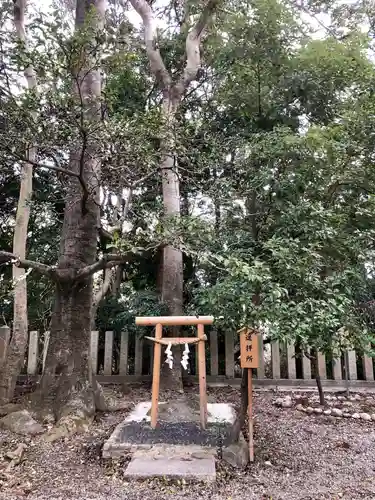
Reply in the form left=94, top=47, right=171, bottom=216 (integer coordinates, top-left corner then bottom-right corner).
left=165, top=342, right=190, bottom=370
left=165, top=342, right=173, bottom=369
left=181, top=343, right=189, bottom=370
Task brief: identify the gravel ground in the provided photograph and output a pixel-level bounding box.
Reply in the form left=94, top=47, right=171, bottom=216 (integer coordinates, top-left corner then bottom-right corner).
left=1, top=385, right=375, bottom=500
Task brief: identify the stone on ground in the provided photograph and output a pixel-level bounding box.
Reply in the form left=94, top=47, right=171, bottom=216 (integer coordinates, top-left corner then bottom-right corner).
left=124, top=456, right=216, bottom=482
left=222, top=432, right=249, bottom=469
left=331, top=408, right=343, bottom=417
left=0, top=410, right=44, bottom=436
left=360, top=413, right=371, bottom=421
left=274, top=395, right=293, bottom=408
left=281, top=396, right=293, bottom=408
left=153, top=399, right=201, bottom=423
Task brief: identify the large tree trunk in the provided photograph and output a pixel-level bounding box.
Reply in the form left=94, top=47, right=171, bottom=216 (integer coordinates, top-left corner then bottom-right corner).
left=35, top=282, right=95, bottom=420
left=160, top=98, right=183, bottom=318
left=159, top=96, right=184, bottom=390
left=32, top=0, right=106, bottom=431
left=309, top=350, right=325, bottom=406
left=0, top=0, right=37, bottom=404
left=129, top=0, right=219, bottom=392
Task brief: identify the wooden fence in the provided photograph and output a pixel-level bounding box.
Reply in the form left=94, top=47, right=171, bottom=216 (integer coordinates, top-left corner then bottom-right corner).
left=1, top=326, right=375, bottom=387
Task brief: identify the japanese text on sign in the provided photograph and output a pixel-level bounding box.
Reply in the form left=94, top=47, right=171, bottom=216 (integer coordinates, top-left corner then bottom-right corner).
left=239, top=327, right=259, bottom=369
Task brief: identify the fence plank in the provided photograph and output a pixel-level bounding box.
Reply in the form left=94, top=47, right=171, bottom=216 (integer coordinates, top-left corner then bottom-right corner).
left=347, top=350, right=357, bottom=380
left=135, top=335, right=143, bottom=376
left=332, top=357, right=342, bottom=380
left=25, top=329, right=373, bottom=384
left=27, top=331, right=39, bottom=375
left=317, top=352, right=326, bottom=380
left=210, top=330, right=219, bottom=376
left=104, top=331, right=113, bottom=376
left=271, top=341, right=280, bottom=379
left=257, top=334, right=265, bottom=379
left=90, top=331, right=99, bottom=374
left=286, top=343, right=296, bottom=379
left=363, top=353, right=374, bottom=381
left=225, top=332, right=234, bottom=378
left=0, top=326, right=10, bottom=362
left=119, top=330, right=129, bottom=375
left=42, top=331, right=50, bottom=373
left=302, top=354, right=311, bottom=379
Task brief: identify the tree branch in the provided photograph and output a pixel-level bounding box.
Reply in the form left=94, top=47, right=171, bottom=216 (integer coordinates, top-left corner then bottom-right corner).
left=98, top=169, right=158, bottom=243
left=74, top=256, right=123, bottom=281
left=327, top=180, right=373, bottom=200
left=176, top=0, right=220, bottom=94
left=129, top=0, right=172, bottom=89
left=75, top=243, right=163, bottom=282
left=133, top=169, right=159, bottom=187
left=0, top=251, right=58, bottom=280
left=303, top=349, right=315, bottom=361
left=73, top=68, right=92, bottom=215
left=93, top=267, right=116, bottom=307
left=75, top=252, right=138, bottom=281
left=2, top=146, right=80, bottom=179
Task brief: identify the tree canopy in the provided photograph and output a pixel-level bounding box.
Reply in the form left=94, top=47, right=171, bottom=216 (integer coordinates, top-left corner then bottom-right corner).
left=1, top=0, right=375, bottom=414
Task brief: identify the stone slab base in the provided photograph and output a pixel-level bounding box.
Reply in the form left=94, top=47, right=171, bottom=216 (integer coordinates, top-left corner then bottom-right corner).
left=103, top=402, right=236, bottom=459
left=124, top=456, right=216, bottom=482
left=132, top=444, right=217, bottom=460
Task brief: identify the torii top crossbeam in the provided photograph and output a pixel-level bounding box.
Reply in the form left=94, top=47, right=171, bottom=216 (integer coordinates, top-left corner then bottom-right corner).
left=136, top=316, right=214, bottom=326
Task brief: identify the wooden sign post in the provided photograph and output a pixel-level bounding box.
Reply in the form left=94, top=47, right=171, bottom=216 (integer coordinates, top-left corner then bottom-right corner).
left=135, top=316, right=213, bottom=430
left=238, top=327, right=259, bottom=462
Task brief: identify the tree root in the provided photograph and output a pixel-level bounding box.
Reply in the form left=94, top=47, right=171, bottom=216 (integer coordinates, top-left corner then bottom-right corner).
left=42, top=396, right=130, bottom=441
left=39, top=378, right=96, bottom=441
left=94, top=380, right=131, bottom=412
left=93, top=378, right=107, bottom=412
left=44, top=412, right=94, bottom=442
left=0, top=403, right=23, bottom=417
left=0, top=379, right=131, bottom=443
left=5, top=443, right=27, bottom=472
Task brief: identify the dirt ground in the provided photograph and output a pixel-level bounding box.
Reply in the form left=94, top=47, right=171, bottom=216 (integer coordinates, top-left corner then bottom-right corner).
left=1, top=385, right=375, bottom=500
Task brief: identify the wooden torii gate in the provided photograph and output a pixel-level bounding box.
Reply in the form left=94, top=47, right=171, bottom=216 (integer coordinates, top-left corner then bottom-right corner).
left=135, top=315, right=214, bottom=429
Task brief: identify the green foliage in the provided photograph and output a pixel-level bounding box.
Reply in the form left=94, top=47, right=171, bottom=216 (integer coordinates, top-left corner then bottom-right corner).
left=1, top=0, right=375, bottom=360
left=96, top=284, right=168, bottom=336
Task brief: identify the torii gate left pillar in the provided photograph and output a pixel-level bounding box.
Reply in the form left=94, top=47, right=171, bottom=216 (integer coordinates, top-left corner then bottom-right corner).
left=135, top=315, right=214, bottom=430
